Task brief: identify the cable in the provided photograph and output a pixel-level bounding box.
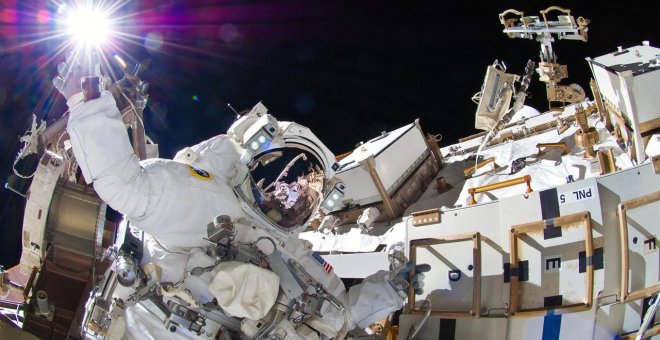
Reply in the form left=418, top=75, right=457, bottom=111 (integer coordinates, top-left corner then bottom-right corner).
left=12, top=116, right=48, bottom=179
left=120, top=91, right=145, bottom=130
left=151, top=236, right=189, bottom=256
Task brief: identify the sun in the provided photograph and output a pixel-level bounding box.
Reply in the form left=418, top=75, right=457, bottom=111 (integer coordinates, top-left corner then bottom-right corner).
left=64, top=5, right=113, bottom=48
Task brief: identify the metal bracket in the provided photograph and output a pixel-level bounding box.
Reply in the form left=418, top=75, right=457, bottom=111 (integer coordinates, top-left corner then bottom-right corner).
left=617, top=191, right=660, bottom=302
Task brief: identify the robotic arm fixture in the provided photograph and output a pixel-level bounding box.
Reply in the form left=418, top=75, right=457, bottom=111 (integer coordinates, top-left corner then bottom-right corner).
left=499, top=6, right=590, bottom=110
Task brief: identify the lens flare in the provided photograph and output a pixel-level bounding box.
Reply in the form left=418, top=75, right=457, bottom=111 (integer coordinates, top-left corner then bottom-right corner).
left=65, top=6, right=112, bottom=47
left=113, top=54, right=127, bottom=70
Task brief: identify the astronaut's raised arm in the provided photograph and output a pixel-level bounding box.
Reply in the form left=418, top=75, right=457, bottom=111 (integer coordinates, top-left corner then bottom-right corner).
left=66, top=92, right=245, bottom=247
left=66, top=91, right=146, bottom=218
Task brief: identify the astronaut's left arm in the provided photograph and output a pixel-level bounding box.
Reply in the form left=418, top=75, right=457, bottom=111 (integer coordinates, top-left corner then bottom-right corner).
left=282, top=239, right=406, bottom=333
left=342, top=270, right=405, bottom=329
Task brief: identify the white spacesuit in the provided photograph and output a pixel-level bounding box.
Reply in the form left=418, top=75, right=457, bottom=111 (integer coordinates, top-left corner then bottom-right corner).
left=58, top=59, right=415, bottom=338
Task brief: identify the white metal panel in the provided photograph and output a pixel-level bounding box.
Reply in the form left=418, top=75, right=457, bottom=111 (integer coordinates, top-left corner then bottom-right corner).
left=499, top=178, right=606, bottom=303
left=335, top=123, right=428, bottom=206
left=407, top=202, right=502, bottom=246
left=593, top=304, right=628, bottom=338
left=497, top=190, right=543, bottom=250
left=455, top=318, right=508, bottom=339
left=617, top=71, right=648, bottom=162
left=516, top=225, right=591, bottom=308
left=337, top=123, right=414, bottom=169
left=505, top=310, right=597, bottom=340
left=558, top=310, right=599, bottom=340
left=20, top=156, right=64, bottom=271
left=591, top=45, right=660, bottom=70
left=407, top=202, right=508, bottom=313
left=507, top=316, right=545, bottom=340
left=592, top=64, right=623, bottom=111
left=413, top=239, right=477, bottom=312
left=320, top=252, right=389, bottom=279
left=595, top=162, right=659, bottom=208
left=397, top=315, right=508, bottom=339
left=632, top=69, right=660, bottom=124
left=624, top=203, right=659, bottom=293
left=596, top=301, right=660, bottom=336
left=480, top=236, right=508, bottom=314
left=597, top=163, right=660, bottom=299
left=621, top=302, right=643, bottom=334
left=590, top=46, right=660, bottom=162
left=336, top=166, right=379, bottom=206
left=557, top=179, right=606, bottom=303
left=376, top=127, right=428, bottom=193
left=299, top=221, right=402, bottom=253
left=399, top=126, right=659, bottom=340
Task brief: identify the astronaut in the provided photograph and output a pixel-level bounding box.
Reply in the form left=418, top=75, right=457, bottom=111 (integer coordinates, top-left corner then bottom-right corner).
left=53, top=53, right=428, bottom=339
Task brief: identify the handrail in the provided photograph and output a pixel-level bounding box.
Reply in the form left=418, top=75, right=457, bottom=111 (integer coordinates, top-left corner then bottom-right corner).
left=464, top=156, right=499, bottom=177
left=335, top=151, right=352, bottom=162
left=540, top=6, right=574, bottom=29
left=22, top=266, right=38, bottom=303
left=536, top=142, right=569, bottom=156
left=618, top=190, right=660, bottom=302
left=468, top=175, right=532, bottom=205
left=499, top=9, right=526, bottom=28
left=409, top=233, right=481, bottom=317
left=509, top=211, right=593, bottom=316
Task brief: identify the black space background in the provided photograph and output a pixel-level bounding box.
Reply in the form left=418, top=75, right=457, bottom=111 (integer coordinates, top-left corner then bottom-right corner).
left=1, top=1, right=658, bottom=266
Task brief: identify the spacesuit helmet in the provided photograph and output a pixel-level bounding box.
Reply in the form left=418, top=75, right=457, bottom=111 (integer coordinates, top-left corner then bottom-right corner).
left=229, top=103, right=339, bottom=233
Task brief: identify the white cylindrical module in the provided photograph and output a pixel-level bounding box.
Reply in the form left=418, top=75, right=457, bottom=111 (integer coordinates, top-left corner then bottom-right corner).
left=116, top=254, right=138, bottom=287
left=36, top=290, right=50, bottom=314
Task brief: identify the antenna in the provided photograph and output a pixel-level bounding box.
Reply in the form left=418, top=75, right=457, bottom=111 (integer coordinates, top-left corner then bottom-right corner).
left=227, top=103, right=239, bottom=116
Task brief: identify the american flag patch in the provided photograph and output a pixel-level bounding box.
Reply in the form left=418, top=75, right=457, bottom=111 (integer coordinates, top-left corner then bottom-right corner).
left=312, top=252, right=333, bottom=274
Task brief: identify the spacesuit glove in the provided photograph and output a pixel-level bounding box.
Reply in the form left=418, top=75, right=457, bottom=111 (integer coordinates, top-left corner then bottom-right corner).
left=52, top=50, right=103, bottom=107
left=398, top=261, right=431, bottom=295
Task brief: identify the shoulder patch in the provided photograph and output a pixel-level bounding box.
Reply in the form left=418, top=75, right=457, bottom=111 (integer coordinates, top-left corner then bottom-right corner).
left=187, top=165, right=212, bottom=181
left=312, top=252, right=333, bottom=274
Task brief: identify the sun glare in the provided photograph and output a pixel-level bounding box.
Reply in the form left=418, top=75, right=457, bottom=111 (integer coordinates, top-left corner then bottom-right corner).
left=65, top=6, right=112, bottom=47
